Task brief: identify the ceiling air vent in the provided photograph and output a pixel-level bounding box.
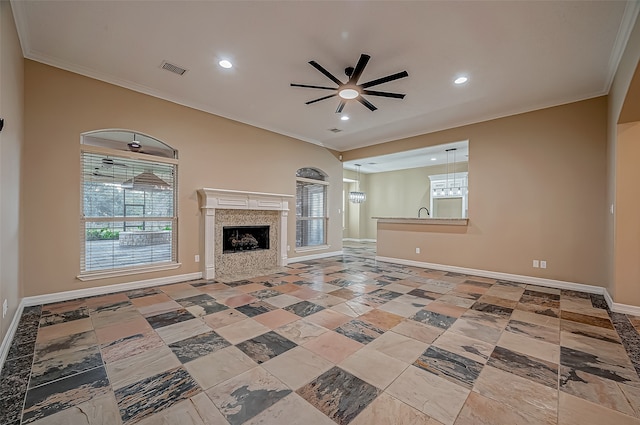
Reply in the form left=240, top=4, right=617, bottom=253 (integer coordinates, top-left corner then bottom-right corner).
left=160, top=61, right=188, bottom=76
left=328, top=128, right=342, bottom=133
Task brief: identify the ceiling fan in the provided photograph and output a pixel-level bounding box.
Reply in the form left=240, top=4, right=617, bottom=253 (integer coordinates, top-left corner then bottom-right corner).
left=291, top=53, right=408, bottom=113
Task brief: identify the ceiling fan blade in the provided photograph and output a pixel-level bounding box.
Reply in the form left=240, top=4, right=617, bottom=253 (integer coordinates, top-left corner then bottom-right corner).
left=336, top=100, right=346, bottom=113
left=309, top=61, right=344, bottom=86
left=357, top=96, right=378, bottom=111
left=362, top=90, right=406, bottom=99
left=306, top=93, right=337, bottom=105
left=348, top=54, right=371, bottom=84
left=291, top=83, right=337, bottom=90
left=361, top=70, right=409, bottom=88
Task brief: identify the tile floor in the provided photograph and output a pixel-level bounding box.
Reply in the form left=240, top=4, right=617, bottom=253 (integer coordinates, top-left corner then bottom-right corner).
left=2, top=242, right=640, bottom=425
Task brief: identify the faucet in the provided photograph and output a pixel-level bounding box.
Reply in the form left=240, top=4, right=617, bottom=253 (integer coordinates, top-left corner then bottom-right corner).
left=418, top=207, right=430, bottom=218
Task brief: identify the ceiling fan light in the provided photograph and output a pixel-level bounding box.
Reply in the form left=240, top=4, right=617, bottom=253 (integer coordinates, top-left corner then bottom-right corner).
left=339, top=88, right=359, bottom=99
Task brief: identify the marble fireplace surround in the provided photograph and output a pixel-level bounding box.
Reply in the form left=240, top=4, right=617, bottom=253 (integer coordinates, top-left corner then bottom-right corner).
left=197, top=188, right=292, bottom=279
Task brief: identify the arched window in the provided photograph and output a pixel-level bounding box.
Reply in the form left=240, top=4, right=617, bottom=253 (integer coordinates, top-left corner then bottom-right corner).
left=296, top=167, right=328, bottom=248
left=79, top=130, right=178, bottom=279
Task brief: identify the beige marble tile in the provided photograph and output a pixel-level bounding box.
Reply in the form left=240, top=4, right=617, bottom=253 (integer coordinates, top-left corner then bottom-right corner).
left=378, top=300, right=423, bottom=318
left=155, top=318, right=213, bottom=344
left=526, top=285, right=561, bottom=295
left=265, top=293, right=304, bottom=309
left=447, top=318, right=502, bottom=345
left=85, top=293, right=129, bottom=310
left=560, top=368, right=638, bottom=416
left=28, top=392, right=123, bottom=425
left=473, top=366, right=557, bottom=415
left=243, top=393, right=334, bottom=425
left=91, top=305, right=142, bottom=329
left=558, top=391, right=640, bottom=425
left=202, top=309, right=248, bottom=329
left=36, top=318, right=94, bottom=342
left=100, top=330, right=165, bottom=364
left=305, top=309, right=352, bottom=330
left=216, top=318, right=270, bottom=344
left=350, top=392, right=437, bottom=425
left=133, top=392, right=228, bottom=425
left=432, top=331, right=493, bottom=364
left=339, top=348, right=409, bottom=389
left=96, top=316, right=153, bottom=344
left=363, top=330, right=428, bottom=363
left=262, top=346, right=334, bottom=390
left=497, top=330, right=560, bottom=363
left=275, top=319, right=328, bottom=345
left=391, top=320, right=443, bottom=344
left=224, top=293, right=258, bottom=308
left=308, top=293, right=345, bottom=308
left=253, top=309, right=300, bottom=329
left=130, top=293, right=174, bottom=308
left=358, top=309, right=404, bottom=330
left=107, top=345, right=180, bottom=390
left=511, top=309, right=560, bottom=328
left=387, top=365, right=470, bottom=425
left=138, top=300, right=183, bottom=317
left=424, top=301, right=467, bottom=318
left=484, top=285, right=524, bottom=301
left=236, top=283, right=268, bottom=293
left=435, top=294, right=476, bottom=309
left=330, top=300, right=373, bottom=317
left=160, top=283, right=203, bottom=299
left=303, top=330, right=363, bottom=364
left=455, top=391, right=555, bottom=425
left=185, top=346, right=257, bottom=390
left=561, top=330, right=630, bottom=364
left=476, top=294, right=518, bottom=309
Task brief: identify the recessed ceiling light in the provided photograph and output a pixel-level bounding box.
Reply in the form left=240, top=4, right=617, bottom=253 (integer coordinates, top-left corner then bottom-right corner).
left=219, top=60, right=233, bottom=69
left=341, top=116, right=349, bottom=121
left=339, top=88, right=359, bottom=99
left=430, top=157, right=437, bottom=161
left=454, top=76, right=468, bottom=85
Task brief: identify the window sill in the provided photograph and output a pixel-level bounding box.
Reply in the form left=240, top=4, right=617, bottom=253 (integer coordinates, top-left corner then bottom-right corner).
left=295, top=245, right=330, bottom=254
left=77, top=262, right=182, bottom=281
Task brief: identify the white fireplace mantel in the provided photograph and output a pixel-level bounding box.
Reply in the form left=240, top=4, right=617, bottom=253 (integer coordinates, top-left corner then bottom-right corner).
left=197, top=188, right=293, bottom=279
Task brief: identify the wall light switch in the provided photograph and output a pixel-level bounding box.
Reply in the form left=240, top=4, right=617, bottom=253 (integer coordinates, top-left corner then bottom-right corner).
left=533, top=260, right=539, bottom=268
left=415, top=248, right=421, bottom=254
left=287, top=245, right=290, bottom=252
left=540, top=260, right=547, bottom=269
left=610, top=204, right=614, bottom=215
left=194, top=254, right=200, bottom=263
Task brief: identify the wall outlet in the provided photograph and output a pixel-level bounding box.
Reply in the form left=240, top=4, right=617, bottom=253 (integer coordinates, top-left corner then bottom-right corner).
left=287, top=245, right=290, bottom=252
left=540, top=260, right=547, bottom=269
left=415, top=247, right=421, bottom=254
left=194, top=254, right=200, bottom=263
left=2, top=299, right=7, bottom=319
left=610, top=204, right=614, bottom=215
left=533, top=260, right=539, bottom=268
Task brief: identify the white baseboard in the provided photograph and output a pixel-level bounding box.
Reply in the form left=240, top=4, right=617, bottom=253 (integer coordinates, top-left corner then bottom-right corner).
left=23, top=272, right=202, bottom=307
left=288, top=250, right=343, bottom=263
left=0, top=299, right=25, bottom=375
left=342, top=238, right=377, bottom=243
left=604, top=290, right=640, bottom=316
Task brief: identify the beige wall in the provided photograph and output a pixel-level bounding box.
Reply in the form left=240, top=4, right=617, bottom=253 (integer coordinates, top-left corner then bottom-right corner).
left=607, top=15, right=640, bottom=303
left=343, top=97, right=608, bottom=287
left=0, top=2, right=24, bottom=342
left=23, top=61, right=343, bottom=297
left=358, top=163, right=468, bottom=239
left=614, top=122, right=640, bottom=306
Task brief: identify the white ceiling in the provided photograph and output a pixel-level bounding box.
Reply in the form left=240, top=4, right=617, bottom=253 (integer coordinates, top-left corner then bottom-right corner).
left=11, top=1, right=640, bottom=153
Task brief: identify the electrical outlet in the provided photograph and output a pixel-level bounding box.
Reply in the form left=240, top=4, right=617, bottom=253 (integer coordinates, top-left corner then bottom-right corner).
left=415, top=248, right=421, bottom=254
left=2, top=299, right=7, bottom=319
left=533, top=260, right=539, bottom=268
left=287, top=245, right=290, bottom=252
left=194, top=254, right=200, bottom=263
left=540, top=260, right=547, bottom=269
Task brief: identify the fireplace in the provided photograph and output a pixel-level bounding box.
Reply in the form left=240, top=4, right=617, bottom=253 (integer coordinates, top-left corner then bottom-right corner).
left=197, top=188, right=292, bottom=279
left=223, top=225, right=270, bottom=253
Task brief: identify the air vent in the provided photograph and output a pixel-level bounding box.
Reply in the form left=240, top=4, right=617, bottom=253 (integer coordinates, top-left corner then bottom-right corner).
left=328, top=128, right=342, bottom=133
left=160, top=61, right=188, bottom=76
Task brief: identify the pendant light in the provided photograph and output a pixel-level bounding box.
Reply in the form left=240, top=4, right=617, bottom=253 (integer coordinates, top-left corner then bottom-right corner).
left=349, top=164, right=367, bottom=203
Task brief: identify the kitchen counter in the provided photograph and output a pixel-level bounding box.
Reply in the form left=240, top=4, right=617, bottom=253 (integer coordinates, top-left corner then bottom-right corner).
left=372, top=217, right=469, bottom=226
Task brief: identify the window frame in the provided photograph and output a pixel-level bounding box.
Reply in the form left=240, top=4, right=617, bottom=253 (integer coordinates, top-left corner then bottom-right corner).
left=295, top=170, right=329, bottom=251
left=78, top=143, right=180, bottom=280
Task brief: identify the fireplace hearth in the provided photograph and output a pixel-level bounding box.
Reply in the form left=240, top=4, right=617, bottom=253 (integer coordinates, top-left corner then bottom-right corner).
left=223, top=225, right=270, bottom=253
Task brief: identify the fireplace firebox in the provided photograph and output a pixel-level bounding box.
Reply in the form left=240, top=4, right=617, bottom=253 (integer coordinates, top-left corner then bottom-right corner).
left=223, top=225, right=270, bottom=253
